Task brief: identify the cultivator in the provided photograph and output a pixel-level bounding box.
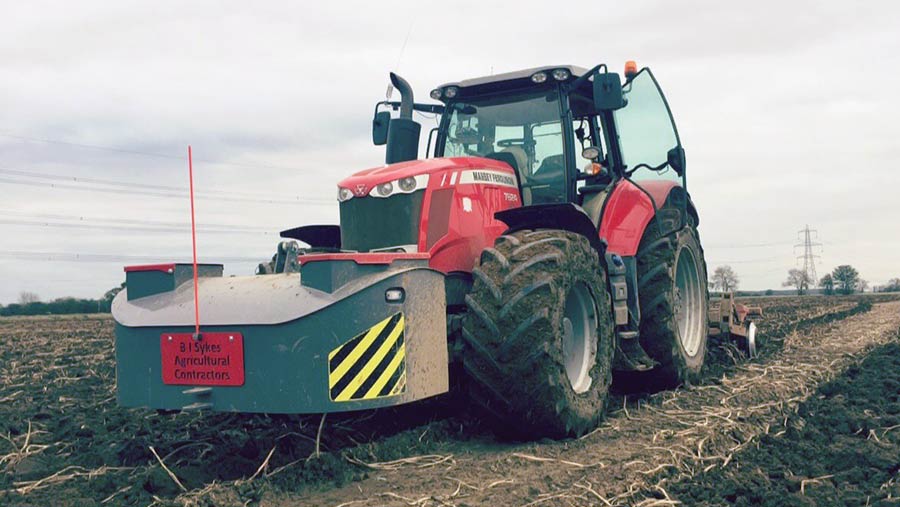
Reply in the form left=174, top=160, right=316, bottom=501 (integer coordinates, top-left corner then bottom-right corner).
left=113, top=62, right=760, bottom=438
left=708, top=292, right=761, bottom=356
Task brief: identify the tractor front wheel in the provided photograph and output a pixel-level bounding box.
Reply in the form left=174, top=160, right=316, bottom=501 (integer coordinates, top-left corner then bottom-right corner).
left=461, top=230, right=614, bottom=438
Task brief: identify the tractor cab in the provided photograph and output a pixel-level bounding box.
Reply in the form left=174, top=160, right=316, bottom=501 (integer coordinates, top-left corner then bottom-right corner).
left=374, top=64, right=688, bottom=210
left=362, top=63, right=705, bottom=379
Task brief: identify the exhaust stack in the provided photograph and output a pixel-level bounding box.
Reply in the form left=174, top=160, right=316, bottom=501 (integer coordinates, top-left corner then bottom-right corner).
left=385, top=72, right=421, bottom=164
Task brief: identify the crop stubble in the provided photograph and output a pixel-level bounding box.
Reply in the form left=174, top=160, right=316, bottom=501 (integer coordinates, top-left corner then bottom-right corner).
left=0, top=295, right=897, bottom=506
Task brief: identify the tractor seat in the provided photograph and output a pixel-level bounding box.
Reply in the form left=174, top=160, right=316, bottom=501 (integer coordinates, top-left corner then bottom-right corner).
left=484, top=146, right=527, bottom=176
left=532, top=154, right=564, bottom=181
left=484, top=146, right=530, bottom=202
left=529, top=154, right=566, bottom=203
left=483, top=151, right=520, bottom=174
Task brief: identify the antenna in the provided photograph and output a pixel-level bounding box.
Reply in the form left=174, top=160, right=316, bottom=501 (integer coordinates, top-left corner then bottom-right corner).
left=188, top=146, right=201, bottom=338
left=386, top=16, right=416, bottom=100
left=794, top=224, right=822, bottom=284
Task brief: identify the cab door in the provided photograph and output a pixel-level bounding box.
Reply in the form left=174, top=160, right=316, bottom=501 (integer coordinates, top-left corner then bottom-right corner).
left=613, top=68, right=686, bottom=192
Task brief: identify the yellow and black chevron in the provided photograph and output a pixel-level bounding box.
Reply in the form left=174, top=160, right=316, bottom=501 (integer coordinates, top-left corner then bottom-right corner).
left=327, top=313, right=406, bottom=402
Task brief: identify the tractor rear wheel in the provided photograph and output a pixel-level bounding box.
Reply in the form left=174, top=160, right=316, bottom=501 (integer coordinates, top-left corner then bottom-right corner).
left=461, top=229, right=614, bottom=438
left=636, top=220, right=709, bottom=387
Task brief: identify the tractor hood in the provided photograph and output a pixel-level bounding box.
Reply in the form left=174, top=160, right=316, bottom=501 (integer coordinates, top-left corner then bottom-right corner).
left=337, top=156, right=514, bottom=198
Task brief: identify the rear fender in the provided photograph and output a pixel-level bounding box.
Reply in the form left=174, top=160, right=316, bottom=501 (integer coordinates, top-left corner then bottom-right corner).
left=279, top=224, right=341, bottom=249
left=599, top=179, right=697, bottom=256
left=494, top=203, right=606, bottom=254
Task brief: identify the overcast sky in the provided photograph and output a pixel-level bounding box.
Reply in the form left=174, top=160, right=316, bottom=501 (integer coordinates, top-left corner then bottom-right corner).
left=1, top=1, right=898, bottom=304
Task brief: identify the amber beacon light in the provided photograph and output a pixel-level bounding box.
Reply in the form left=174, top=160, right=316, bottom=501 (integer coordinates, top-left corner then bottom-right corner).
left=624, top=60, right=638, bottom=79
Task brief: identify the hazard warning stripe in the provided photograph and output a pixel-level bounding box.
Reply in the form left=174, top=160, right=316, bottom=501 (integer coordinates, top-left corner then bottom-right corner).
left=328, top=313, right=406, bottom=402
left=333, top=318, right=403, bottom=401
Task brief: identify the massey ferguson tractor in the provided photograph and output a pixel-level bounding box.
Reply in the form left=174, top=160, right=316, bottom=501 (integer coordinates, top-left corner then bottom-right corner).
left=113, top=62, right=736, bottom=438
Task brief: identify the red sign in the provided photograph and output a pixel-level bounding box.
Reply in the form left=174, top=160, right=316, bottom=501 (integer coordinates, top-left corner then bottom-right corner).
left=160, top=332, right=245, bottom=386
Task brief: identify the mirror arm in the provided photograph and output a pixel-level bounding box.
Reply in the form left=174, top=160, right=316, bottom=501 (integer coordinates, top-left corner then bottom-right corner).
left=568, top=63, right=607, bottom=91
left=373, top=100, right=388, bottom=117
left=379, top=101, right=445, bottom=115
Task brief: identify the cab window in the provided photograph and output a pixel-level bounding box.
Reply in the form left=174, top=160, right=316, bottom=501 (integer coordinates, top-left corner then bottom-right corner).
left=441, top=91, right=567, bottom=205
left=614, top=69, right=682, bottom=184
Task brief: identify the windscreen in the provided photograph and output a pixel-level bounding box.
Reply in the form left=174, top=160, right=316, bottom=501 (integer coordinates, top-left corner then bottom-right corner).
left=440, top=91, right=568, bottom=204
left=441, top=91, right=562, bottom=180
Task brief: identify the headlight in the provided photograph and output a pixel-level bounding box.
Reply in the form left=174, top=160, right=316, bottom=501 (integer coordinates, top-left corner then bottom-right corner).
left=551, top=68, right=570, bottom=81
left=430, top=89, right=442, bottom=100
left=369, top=174, right=430, bottom=198
left=338, top=187, right=354, bottom=202
left=443, top=86, right=459, bottom=99
left=398, top=177, right=417, bottom=192
left=376, top=182, right=394, bottom=197
left=531, top=71, right=547, bottom=83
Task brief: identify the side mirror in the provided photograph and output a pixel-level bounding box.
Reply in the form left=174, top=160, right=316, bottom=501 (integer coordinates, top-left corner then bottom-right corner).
left=593, top=72, right=625, bottom=111
left=667, top=146, right=686, bottom=175
left=372, top=110, right=391, bottom=146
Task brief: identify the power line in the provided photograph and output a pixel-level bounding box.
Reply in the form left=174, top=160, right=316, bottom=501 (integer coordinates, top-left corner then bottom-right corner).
left=753, top=266, right=793, bottom=276
left=0, top=167, right=330, bottom=202
left=707, top=256, right=781, bottom=264
left=0, top=209, right=271, bottom=232
left=0, top=250, right=263, bottom=263
left=0, top=131, right=306, bottom=173
left=0, top=219, right=275, bottom=235
left=0, top=168, right=334, bottom=204
left=0, top=175, right=333, bottom=205
left=704, top=241, right=794, bottom=249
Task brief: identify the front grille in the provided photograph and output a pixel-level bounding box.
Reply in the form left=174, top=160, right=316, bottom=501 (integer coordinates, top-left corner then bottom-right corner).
left=339, top=191, right=425, bottom=252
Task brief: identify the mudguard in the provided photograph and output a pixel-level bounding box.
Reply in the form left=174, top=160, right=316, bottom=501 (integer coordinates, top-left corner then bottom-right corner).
left=495, top=203, right=607, bottom=254
left=279, top=224, right=341, bottom=249
left=599, top=179, right=699, bottom=257
left=598, top=180, right=657, bottom=257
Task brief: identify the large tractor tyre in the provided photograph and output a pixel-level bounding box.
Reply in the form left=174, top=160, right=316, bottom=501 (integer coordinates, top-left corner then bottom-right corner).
left=636, top=219, right=709, bottom=388
left=461, top=229, right=615, bottom=439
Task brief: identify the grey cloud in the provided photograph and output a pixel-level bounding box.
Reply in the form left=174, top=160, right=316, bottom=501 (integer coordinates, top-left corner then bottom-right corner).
left=1, top=0, right=899, bottom=303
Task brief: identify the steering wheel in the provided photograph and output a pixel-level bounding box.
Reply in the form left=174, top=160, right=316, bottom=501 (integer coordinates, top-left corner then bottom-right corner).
left=496, top=138, right=527, bottom=148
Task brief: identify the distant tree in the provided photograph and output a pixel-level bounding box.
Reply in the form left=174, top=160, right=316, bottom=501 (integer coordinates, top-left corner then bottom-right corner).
left=883, top=278, right=900, bottom=292
left=783, top=268, right=812, bottom=295
left=23, top=301, right=49, bottom=315
left=0, top=303, right=22, bottom=316
left=857, top=279, right=869, bottom=293
left=765, top=289, right=774, bottom=296
left=103, top=283, right=125, bottom=301
left=101, top=282, right=126, bottom=312
left=831, top=265, right=860, bottom=295
left=52, top=297, right=78, bottom=314
left=711, top=265, right=739, bottom=293
left=819, top=274, right=835, bottom=295
left=2, top=284, right=130, bottom=316
left=18, top=291, right=40, bottom=304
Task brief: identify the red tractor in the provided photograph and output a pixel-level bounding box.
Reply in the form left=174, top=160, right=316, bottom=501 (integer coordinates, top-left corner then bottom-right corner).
left=113, top=62, right=710, bottom=438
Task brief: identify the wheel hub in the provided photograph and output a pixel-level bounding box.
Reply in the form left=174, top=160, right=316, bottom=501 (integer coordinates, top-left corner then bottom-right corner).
left=674, top=247, right=704, bottom=357
left=562, top=282, right=598, bottom=394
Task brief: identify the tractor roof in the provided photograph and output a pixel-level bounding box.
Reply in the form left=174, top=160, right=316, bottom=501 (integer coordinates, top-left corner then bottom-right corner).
left=436, top=65, right=589, bottom=91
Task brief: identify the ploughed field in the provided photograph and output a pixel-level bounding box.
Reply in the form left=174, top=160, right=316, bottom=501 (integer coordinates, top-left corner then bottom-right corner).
left=0, top=294, right=898, bottom=506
